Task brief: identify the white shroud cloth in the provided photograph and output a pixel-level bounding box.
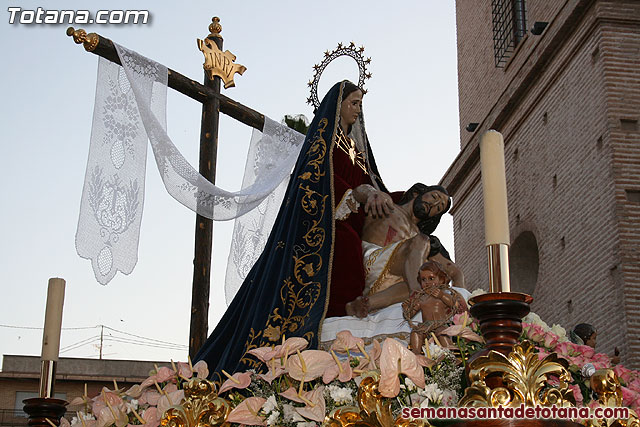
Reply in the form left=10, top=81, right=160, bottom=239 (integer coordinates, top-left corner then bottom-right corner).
left=320, top=287, right=471, bottom=346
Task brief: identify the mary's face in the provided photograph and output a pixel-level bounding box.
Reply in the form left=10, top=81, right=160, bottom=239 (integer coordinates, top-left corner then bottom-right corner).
left=340, top=89, right=363, bottom=127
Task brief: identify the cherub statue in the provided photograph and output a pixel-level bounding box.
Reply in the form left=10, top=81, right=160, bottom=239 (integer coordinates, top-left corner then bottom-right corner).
left=402, top=260, right=467, bottom=354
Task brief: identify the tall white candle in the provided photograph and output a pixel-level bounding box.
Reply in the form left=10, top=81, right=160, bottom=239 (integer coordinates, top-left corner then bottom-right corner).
left=480, top=130, right=510, bottom=245
left=41, top=278, right=66, bottom=361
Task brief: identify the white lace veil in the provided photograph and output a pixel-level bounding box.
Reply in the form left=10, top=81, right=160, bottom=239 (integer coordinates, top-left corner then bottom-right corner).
left=76, top=44, right=304, bottom=285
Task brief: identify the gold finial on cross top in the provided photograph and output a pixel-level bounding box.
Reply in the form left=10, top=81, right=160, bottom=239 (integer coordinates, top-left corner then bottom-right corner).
left=208, top=17, right=222, bottom=39
left=197, top=17, right=246, bottom=88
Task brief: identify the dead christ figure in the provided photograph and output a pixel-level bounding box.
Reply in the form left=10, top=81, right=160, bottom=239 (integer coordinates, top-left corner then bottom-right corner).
left=402, top=260, right=467, bottom=353
left=335, top=182, right=465, bottom=318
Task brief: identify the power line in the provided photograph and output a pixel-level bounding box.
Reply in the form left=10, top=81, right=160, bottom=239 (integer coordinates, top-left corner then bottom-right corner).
left=102, top=335, right=187, bottom=348
left=1, top=323, right=188, bottom=353
left=60, top=335, right=102, bottom=353
left=0, top=324, right=97, bottom=330
left=1, top=324, right=186, bottom=349
left=102, top=336, right=187, bottom=350
left=102, top=326, right=186, bottom=347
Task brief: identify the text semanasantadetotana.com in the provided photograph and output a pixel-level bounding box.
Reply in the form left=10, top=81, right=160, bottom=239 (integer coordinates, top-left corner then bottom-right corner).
left=401, top=404, right=630, bottom=420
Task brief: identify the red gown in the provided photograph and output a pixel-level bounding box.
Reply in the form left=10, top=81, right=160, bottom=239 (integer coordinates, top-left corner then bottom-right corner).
left=326, top=144, right=373, bottom=317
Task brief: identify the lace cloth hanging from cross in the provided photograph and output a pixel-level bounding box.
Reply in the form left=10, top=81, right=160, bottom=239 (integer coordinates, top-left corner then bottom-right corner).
left=76, top=44, right=305, bottom=287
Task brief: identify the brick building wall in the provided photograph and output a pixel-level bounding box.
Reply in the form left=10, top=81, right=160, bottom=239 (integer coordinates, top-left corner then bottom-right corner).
left=444, top=0, right=639, bottom=367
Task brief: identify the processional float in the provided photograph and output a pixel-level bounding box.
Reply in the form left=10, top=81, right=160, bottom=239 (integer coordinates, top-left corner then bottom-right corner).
left=25, top=17, right=638, bottom=427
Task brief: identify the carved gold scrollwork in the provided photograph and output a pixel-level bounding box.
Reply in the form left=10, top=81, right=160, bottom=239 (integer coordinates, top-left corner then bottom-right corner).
left=324, top=376, right=396, bottom=427
left=459, top=340, right=576, bottom=407
left=582, top=369, right=640, bottom=427
left=161, top=378, right=231, bottom=427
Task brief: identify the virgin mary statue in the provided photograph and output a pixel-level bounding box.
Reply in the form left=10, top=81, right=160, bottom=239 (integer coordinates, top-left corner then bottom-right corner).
left=195, top=81, right=391, bottom=381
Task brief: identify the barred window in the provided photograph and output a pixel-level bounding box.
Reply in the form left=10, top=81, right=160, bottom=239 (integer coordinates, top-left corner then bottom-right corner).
left=492, top=0, right=527, bottom=67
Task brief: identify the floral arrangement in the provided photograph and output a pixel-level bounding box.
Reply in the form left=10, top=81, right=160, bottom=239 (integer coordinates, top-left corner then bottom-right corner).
left=521, top=311, right=640, bottom=413
left=64, top=305, right=640, bottom=427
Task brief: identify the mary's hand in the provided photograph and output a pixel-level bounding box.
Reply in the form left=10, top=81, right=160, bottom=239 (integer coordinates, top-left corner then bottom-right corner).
left=364, top=189, right=394, bottom=218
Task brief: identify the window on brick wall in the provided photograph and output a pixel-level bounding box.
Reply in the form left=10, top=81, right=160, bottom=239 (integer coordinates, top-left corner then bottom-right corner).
left=492, top=0, right=527, bottom=67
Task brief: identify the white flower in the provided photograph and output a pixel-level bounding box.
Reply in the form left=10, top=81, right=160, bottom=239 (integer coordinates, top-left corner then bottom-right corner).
left=266, top=410, right=280, bottom=426
left=296, top=422, right=317, bottom=427
left=524, top=312, right=549, bottom=330
left=80, top=413, right=93, bottom=421
left=262, top=394, right=278, bottom=414
left=283, top=404, right=305, bottom=423
left=404, top=377, right=417, bottom=391
left=424, top=342, right=446, bottom=359
left=327, top=384, right=354, bottom=405
left=71, top=411, right=95, bottom=426
left=418, top=383, right=442, bottom=405
left=441, top=390, right=458, bottom=407
left=551, top=324, right=568, bottom=341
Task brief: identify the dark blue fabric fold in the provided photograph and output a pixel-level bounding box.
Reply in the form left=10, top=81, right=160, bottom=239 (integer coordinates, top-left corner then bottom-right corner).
left=195, top=82, right=350, bottom=382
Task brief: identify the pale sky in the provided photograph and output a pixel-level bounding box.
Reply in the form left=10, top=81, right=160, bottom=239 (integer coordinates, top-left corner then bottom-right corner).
left=0, top=1, right=461, bottom=365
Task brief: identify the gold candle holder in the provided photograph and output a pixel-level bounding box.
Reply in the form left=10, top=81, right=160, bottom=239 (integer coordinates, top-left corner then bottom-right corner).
left=487, top=243, right=511, bottom=293
left=39, top=360, right=57, bottom=398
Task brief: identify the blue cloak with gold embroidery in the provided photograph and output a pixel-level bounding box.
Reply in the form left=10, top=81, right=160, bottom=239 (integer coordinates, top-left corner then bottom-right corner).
left=194, top=81, right=387, bottom=381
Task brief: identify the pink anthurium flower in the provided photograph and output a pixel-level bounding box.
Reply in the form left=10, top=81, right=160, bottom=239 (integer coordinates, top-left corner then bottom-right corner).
left=218, top=371, right=252, bottom=394
left=155, top=366, right=175, bottom=383
left=96, top=405, right=128, bottom=427
left=140, top=375, right=158, bottom=390
left=192, top=360, right=209, bottom=379
left=226, top=396, right=266, bottom=426
left=142, top=407, right=160, bottom=427
left=177, top=362, right=193, bottom=380
left=139, top=389, right=161, bottom=406
left=295, top=386, right=326, bottom=422
left=124, top=384, right=146, bottom=399
left=355, top=339, right=382, bottom=372
left=163, top=383, right=178, bottom=394
left=157, top=389, right=184, bottom=414
left=258, top=360, right=287, bottom=384
left=440, top=313, right=484, bottom=343
left=248, top=346, right=277, bottom=364
left=330, top=330, right=365, bottom=355
left=92, top=388, right=125, bottom=418
left=285, top=350, right=334, bottom=382
left=323, top=350, right=353, bottom=383
left=379, top=338, right=425, bottom=397
left=416, top=354, right=438, bottom=368
left=68, top=396, right=89, bottom=408
left=249, top=337, right=309, bottom=364
left=279, top=387, right=305, bottom=404
left=272, top=337, right=309, bottom=358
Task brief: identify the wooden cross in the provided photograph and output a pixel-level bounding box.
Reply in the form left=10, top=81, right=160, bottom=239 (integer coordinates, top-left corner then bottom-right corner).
left=68, top=18, right=264, bottom=358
